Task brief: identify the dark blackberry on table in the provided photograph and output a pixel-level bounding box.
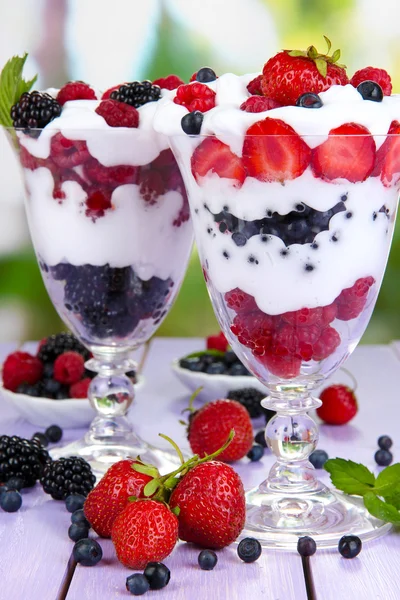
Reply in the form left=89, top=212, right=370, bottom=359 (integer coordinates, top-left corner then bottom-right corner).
left=0, top=435, right=50, bottom=487
left=309, top=449, right=329, bottom=469
left=45, top=425, right=63, bottom=444
left=11, top=91, right=61, bottom=130
left=227, top=388, right=266, bottom=418
left=32, top=432, right=48, bottom=447
left=40, top=456, right=96, bottom=500
left=38, top=332, right=90, bottom=363
left=110, top=81, right=161, bottom=108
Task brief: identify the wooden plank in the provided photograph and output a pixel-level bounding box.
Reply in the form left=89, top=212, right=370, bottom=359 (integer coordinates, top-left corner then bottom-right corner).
left=67, top=337, right=308, bottom=600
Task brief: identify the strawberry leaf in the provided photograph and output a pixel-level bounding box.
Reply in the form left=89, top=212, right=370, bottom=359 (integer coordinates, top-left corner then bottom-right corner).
left=363, top=491, right=400, bottom=525
left=324, top=35, right=332, bottom=54
left=143, top=478, right=160, bottom=497
left=0, top=54, right=37, bottom=127
left=314, top=58, right=328, bottom=78
left=183, top=349, right=225, bottom=359
left=171, top=505, right=180, bottom=516
left=132, top=463, right=159, bottom=479
left=331, top=49, right=341, bottom=64
left=324, top=458, right=375, bottom=495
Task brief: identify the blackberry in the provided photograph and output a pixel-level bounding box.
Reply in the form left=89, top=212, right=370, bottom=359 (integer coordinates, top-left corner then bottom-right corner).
left=37, top=333, right=90, bottom=363
left=11, top=91, right=61, bottom=130
left=0, top=435, right=51, bottom=487
left=227, top=388, right=266, bottom=418
left=110, top=81, right=161, bottom=108
left=45, top=425, right=63, bottom=443
left=40, top=456, right=96, bottom=500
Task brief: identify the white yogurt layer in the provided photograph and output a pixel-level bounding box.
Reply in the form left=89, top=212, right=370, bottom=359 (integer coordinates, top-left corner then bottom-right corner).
left=24, top=167, right=192, bottom=282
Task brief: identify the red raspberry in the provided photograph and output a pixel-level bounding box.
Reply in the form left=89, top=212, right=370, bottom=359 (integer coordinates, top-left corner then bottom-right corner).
left=225, top=288, right=258, bottom=313
left=173, top=193, right=190, bottom=227
left=54, top=351, right=85, bottom=385
left=207, top=332, right=228, bottom=352
left=282, top=307, right=324, bottom=328
left=335, top=277, right=375, bottom=321
left=138, top=169, right=166, bottom=204
left=50, top=133, right=90, bottom=168
left=84, top=158, right=138, bottom=187
left=52, top=168, right=89, bottom=201
left=312, top=326, right=341, bottom=361
left=350, top=67, right=392, bottom=96
left=69, top=377, right=91, bottom=398
left=95, top=99, right=139, bottom=128
left=257, top=351, right=302, bottom=379
left=102, top=85, right=122, bottom=99
left=20, top=146, right=44, bottom=170
left=321, top=302, right=338, bottom=325
left=57, top=81, right=97, bottom=105
left=174, top=83, right=216, bottom=112
left=85, top=188, right=113, bottom=218
left=317, top=384, right=358, bottom=425
left=2, top=351, right=43, bottom=392
left=240, top=96, right=282, bottom=113
left=152, top=75, right=184, bottom=90
left=296, top=325, right=321, bottom=361
left=246, top=74, right=263, bottom=95
left=271, top=323, right=298, bottom=357
left=152, top=149, right=176, bottom=169
left=231, top=311, right=278, bottom=354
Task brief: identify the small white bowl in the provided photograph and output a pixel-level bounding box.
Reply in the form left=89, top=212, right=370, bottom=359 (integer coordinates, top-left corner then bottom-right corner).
left=171, top=359, right=267, bottom=401
left=0, top=375, right=145, bottom=429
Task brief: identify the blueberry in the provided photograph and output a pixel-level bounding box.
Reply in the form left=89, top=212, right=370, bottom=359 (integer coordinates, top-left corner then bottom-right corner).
left=232, top=232, right=247, bottom=247
left=247, top=445, right=264, bottom=462
left=309, top=449, right=329, bottom=469
left=375, top=449, right=393, bottom=466
left=143, top=562, right=170, bottom=589
left=286, top=219, right=309, bottom=241
left=229, top=363, right=250, bottom=376
left=224, top=351, right=238, bottom=366
left=205, top=362, right=226, bottom=375
left=254, top=430, right=267, bottom=448
left=198, top=549, right=218, bottom=570
left=378, top=435, right=393, bottom=451
left=42, top=362, right=54, bottom=379
left=357, top=81, right=383, bottom=102
left=0, top=489, right=22, bottom=512
left=338, top=535, right=362, bottom=558
left=0, top=485, right=9, bottom=500
left=32, top=432, right=48, bottom=447
left=6, top=476, right=25, bottom=491
left=45, top=425, right=63, bottom=443
left=297, top=536, right=317, bottom=557
left=237, top=537, right=262, bottom=563
left=73, top=538, right=102, bottom=566
left=68, top=522, right=90, bottom=542
left=296, top=92, right=323, bottom=108
left=42, top=379, right=62, bottom=397
left=196, top=67, right=217, bottom=83
left=181, top=111, right=203, bottom=135
left=65, top=494, right=86, bottom=513
left=71, top=509, right=91, bottom=528
left=126, top=573, right=150, bottom=595
left=179, top=357, right=204, bottom=372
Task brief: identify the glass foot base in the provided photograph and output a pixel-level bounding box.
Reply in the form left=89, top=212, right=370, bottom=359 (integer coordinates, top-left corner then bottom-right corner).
left=243, top=483, right=391, bottom=549
left=50, top=434, right=183, bottom=480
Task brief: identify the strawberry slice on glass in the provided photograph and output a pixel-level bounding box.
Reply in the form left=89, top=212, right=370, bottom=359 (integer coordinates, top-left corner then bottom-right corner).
left=191, top=137, right=246, bottom=186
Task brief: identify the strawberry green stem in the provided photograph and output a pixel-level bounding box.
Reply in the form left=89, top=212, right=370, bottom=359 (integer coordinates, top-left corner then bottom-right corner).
left=181, top=386, right=203, bottom=416
left=159, top=433, right=185, bottom=465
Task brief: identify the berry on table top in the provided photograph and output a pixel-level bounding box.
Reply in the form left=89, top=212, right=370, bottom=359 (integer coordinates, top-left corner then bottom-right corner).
left=71, top=509, right=90, bottom=527
left=152, top=74, right=184, bottom=90
left=350, top=67, right=392, bottom=96
left=56, top=81, right=97, bottom=105
left=65, top=493, right=86, bottom=513
left=338, top=535, right=362, bottom=559
left=317, top=384, right=358, bottom=425
left=32, top=432, right=48, bottom=447
left=198, top=550, right=218, bottom=570
left=0, top=435, right=50, bottom=487
left=41, top=456, right=96, bottom=500
left=73, top=538, right=103, bottom=566
left=45, top=425, right=63, bottom=443
left=247, top=445, right=264, bottom=462
left=378, top=435, right=393, bottom=451
left=309, top=449, right=329, bottom=469
left=237, top=537, right=262, bottom=562
left=95, top=99, right=139, bottom=128
left=227, top=388, right=266, bottom=419
left=297, top=536, right=317, bottom=557
left=174, top=82, right=216, bottom=112
left=126, top=573, right=150, bottom=595
left=143, top=562, right=171, bottom=589
left=2, top=351, right=43, bottom=392
left=206, top=331, right=229, bottom=352
left=374, top=449, right=393, bottom=466
left=0, top=489, right=22, bottom=512
left=6, top=476, right=25, bottom=491
left=68, top=522, right=90, bottom=542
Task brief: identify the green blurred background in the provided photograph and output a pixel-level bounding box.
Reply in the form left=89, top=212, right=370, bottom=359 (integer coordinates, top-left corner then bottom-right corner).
left=0, top=0, right=399, bottom=343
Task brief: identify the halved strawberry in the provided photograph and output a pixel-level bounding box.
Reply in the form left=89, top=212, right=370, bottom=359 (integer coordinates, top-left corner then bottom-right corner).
left=242, top=118, right=311, bottom=182
left=191, top=138, right=246, bottom=186
left=372, top=120, right=400, bottom=187
left=311, top=123, right=376, bottom=183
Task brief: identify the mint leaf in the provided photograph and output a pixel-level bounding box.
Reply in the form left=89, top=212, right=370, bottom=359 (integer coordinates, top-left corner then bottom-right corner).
left=385, top=486, right=400, bottom=510
left=184, top=349, right=225, bottom=360
left=324, top=458, right=375, bottom=495
left=0, top=54, right=37, bottom=127
left=374, top=463, right=400, bottom=498
left=363, top=491, right=400, bottom=525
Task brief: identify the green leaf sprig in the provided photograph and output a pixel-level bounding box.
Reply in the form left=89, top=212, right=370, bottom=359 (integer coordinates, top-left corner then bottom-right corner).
left=325, top=458, right=400, bottom=525
left=0, top=54, right=37, bottom=127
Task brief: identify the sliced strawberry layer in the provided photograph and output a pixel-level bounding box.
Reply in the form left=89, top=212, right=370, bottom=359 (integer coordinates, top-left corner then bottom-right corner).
left=191, top=138, right=246, bottom=186
left=372, top=120, right=400, bottom=187
left=311, top=123, right=376, bottom=183
left=242, top=118, right=311, bottom=182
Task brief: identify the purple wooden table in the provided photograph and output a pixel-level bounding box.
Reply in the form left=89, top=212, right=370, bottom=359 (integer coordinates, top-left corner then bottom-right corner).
left=0, top=338, right=399, bottom=600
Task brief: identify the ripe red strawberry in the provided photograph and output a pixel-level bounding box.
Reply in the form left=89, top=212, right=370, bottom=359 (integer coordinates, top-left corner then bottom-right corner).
left=261, top=39, right=349, bottom=106
left=240, top=96, right=282, bottom=113
left=112, top=499, right=178, bottom=569
left=54, top=351, right=85, bottom=384
left=242, top=118, right=311, bottom=182
left=317, top=384, right=358, bottom=425
left=188, top=399, right=253, bottom=462
left=169, top=461, right=245, bottom=548
left=311, top=123, right=376, bottom=183
left=174, top=83, right=216, bottom=112
left=95, top=99, right=139, bottom=128
left=206, top=331, right=228, bottom=352
left=69, top=377, right=91, bottom=399
left=246, top=74, right=263, bottom=95
left=335, top=276, right=375, bottom=321
left=153, top=74, right=184, bottom=90
left=350, top=67, right=392, bottom=96
left=57, top=81, right=97, bottom=105
left=191, top=138, right=246, bottom=186
left=2, top=351, right=43, bottom=392
left=84, top=459, right=155, bottom=538
left=372, top=121, right=400, bottom=187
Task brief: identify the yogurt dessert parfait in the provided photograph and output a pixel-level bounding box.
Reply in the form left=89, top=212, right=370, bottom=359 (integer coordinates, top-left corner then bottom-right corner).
left=1, top=57, right=192, bottom=473
left=155, top=41, right=400, bottom=544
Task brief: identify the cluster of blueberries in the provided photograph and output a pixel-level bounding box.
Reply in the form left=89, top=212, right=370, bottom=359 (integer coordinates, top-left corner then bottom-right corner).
left=47, top=262, right=173, bottom=339
left=179, top=350, right=251, bottom=376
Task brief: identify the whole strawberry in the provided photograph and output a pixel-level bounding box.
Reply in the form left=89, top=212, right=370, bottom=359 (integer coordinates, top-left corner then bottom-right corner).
left=317, top=384, right=358, bottom=425
left=84, top=459, right=156, bottom=538
left=188, top=399, right=253, bottom=462
left=261, top=37, right=348, bottom=106
left=206, top=331, right=228, bottom=352
left=169, top=461, right=245, bottom=548
left=111, top=499, right=178, bottom=569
